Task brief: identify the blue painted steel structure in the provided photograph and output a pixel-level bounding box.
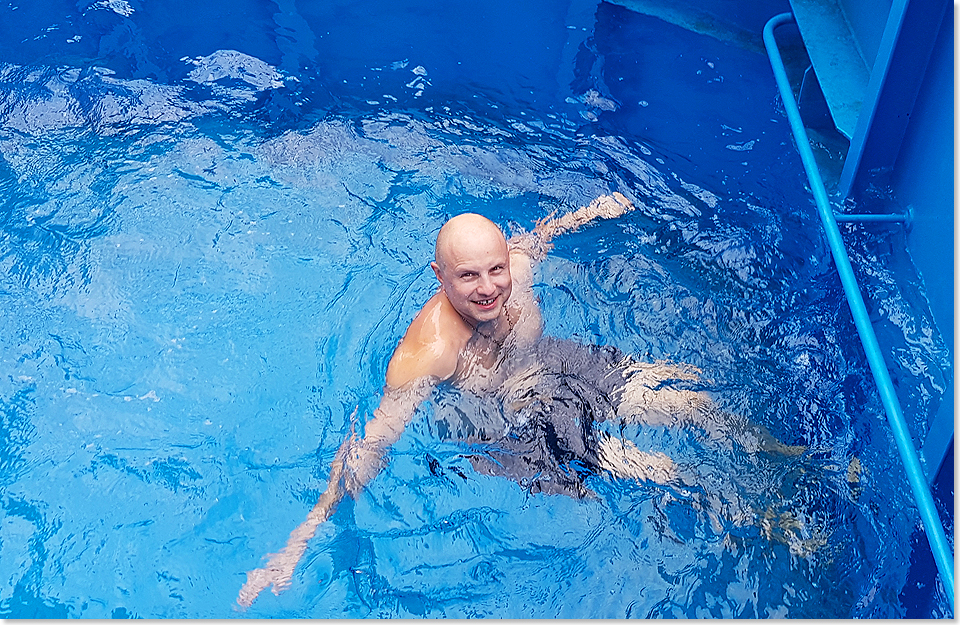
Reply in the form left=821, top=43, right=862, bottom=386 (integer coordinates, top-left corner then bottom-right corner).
left=835, top=0, right=950, bottom=199
left=763, top=11, right=955, bottom=613
left=783, top=0, right=954, bottom=485
left=893, top=5, right=955, bottom=486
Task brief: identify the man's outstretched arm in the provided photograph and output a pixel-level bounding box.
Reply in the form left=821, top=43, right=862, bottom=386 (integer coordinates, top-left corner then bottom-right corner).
left=508, top=192, right=637, bottom=261
left=536, top=191, right=637, bottom=243
left=236, top=378, right=435, bottom=609
left=236, top=306, right=460, bottom=609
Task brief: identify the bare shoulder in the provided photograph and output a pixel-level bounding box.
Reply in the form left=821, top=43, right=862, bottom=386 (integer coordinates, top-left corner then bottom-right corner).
left=385, top=292, right=471, bottom=388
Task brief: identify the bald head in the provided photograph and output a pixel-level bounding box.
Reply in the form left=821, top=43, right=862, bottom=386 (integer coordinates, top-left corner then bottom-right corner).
left=430, top=213, right=513, bottom=326
left=434, top=213, right=507, bottom=272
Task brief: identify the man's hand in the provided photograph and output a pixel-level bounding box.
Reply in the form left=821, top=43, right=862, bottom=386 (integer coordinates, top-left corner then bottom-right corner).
left=236, top=436, right=349, bottom=609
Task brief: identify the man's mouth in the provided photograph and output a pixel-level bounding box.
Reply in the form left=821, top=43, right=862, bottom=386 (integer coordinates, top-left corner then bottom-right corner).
left=474, top=296, right=498, bottom=309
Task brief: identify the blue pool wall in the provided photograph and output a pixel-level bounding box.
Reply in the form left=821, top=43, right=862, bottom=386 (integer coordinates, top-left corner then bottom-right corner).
left=840, top=0, right=954, bottom=482
left=892, top=7, right=955, bottom=612
left=766, top=0, right=953, bottom=614
left=892, top=1, right=954, bottom=479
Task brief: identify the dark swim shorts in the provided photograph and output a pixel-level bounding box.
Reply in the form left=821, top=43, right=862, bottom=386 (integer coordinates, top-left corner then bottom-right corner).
left=429, top=337, right=629, bottom=498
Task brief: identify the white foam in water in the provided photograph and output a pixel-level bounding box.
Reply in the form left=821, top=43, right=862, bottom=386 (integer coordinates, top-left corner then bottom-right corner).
left=185, top=50, right=288, bottom=96
left=90, top=0, right=135, bottom=18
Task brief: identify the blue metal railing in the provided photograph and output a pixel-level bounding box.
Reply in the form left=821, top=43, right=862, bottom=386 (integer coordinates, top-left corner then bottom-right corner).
left=833, top=208, right=911, bottom=224
left=763, top=12, right=954, bottom=612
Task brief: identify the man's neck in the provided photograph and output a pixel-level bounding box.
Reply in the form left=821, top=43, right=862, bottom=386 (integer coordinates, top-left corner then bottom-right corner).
left=472, top=308, right=512, bottom=345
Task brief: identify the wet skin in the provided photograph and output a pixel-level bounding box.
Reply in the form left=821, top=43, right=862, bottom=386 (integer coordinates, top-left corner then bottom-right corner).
left=237, top=194, right=644, bottom=608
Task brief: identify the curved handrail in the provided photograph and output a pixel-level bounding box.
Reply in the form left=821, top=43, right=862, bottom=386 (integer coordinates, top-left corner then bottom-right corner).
left=763, top=12, right=954, bottom=612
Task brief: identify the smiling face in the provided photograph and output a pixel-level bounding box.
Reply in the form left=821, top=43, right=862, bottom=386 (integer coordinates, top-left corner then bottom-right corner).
left=431, top=213, right=513, bottom=327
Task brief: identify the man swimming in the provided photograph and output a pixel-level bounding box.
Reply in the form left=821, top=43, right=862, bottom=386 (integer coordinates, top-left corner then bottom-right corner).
left=236, top=193, right=800, bottom=607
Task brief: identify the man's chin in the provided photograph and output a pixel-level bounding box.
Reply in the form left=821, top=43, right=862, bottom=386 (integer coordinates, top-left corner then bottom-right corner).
left=470, top=301, right=504, bottom=323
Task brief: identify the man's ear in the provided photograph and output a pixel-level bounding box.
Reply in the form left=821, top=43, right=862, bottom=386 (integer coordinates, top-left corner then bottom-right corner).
left=430, top=261, right=444, bottom=287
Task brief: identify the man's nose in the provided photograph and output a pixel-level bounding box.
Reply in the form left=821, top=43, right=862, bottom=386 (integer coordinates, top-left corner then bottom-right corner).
left=477, top=274, right=495, bottom=294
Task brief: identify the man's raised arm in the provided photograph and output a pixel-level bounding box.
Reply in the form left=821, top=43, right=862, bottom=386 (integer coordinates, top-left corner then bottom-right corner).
left=508, top=192, right=637, bottom=261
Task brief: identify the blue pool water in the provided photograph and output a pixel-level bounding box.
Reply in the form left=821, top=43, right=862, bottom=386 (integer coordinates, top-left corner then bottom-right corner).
left=0, top=0, right=952, bottom=618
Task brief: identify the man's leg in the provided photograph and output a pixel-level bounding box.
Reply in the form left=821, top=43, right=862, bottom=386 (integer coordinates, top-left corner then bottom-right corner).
left=614, top=359, right=804, bottom=456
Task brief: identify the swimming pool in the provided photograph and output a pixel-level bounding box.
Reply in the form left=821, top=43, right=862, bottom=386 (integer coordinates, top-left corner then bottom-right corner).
left=0, top=0, right=952, bottom=618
